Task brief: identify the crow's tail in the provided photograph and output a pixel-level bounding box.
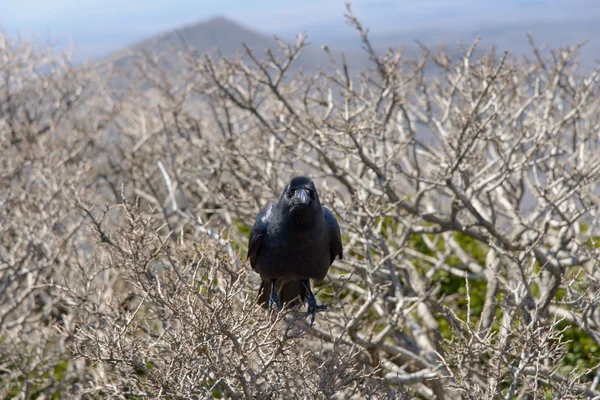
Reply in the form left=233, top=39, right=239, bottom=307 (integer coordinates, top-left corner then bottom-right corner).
left=258, top=279, right=307, bottom=309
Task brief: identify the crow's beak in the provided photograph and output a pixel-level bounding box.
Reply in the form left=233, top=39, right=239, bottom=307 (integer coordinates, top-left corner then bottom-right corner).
left=292, top=188, right=310, bottom=205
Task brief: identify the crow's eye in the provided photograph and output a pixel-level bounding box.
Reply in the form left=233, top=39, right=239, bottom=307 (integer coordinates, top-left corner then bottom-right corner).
left=286, top=190, right=293, bottom=198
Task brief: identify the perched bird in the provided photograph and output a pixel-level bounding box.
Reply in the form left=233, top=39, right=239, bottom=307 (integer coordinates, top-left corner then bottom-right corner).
left=247, top=176, right=343, bottom=323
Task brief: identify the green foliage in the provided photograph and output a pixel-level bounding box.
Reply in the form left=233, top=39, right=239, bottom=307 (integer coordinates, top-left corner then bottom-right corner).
left=585, top=236, right=600, bottom=250
left=235, top=219, right=252, bottom=238
left=313, top=281, right=336, bottom=304
left=407, top=232, right=490, bottom=334
left=52, top=360, right=69, bottom=382
left=0, top=353, right=74, bottom=400
left=232, top=219, right=252, bottom=254
left=559, top=322, right=600, bottom=375
left=407, top=232, right=438, bottom=258
left=453, top=232, right=488, bottom=263
left=425, top=232, right=598, bottom=379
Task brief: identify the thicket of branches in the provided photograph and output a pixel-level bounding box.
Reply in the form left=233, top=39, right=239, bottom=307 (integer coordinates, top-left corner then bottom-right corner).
left=2, top=9, right=600, bottom=399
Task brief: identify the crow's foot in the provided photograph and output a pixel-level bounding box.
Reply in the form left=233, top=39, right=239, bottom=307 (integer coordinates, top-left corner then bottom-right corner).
left=301, top=280, right=327, bottom=325
left=305, top=294, right=327, bottom=326
left=268, top=280, right=282, bottom=312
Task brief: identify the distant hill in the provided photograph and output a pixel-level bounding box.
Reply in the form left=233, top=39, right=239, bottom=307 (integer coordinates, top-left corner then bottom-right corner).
left=100, top=15, right=598, bottom=88
left=131, top=16, right=280, bottom=58
left=355, top=18, right=600, bottom=71
left=102, top=16, right=337, bottom=75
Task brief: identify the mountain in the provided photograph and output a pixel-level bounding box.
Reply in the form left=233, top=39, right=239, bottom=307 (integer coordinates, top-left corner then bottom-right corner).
left=103, top=16, right=337, bottom=75
left=132, top=16, right=280, bottom=58
left=100, top=15, right=599, bottom=88
left=349, top=18, right=600, bottom=71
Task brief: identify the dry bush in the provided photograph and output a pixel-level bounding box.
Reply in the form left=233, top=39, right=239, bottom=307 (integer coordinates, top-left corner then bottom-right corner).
left=2, top=7, right=600, bottom=399
left=65, top=201, right=395, bottom=399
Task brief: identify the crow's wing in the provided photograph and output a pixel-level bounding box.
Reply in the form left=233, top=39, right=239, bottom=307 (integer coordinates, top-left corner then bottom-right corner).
left=323, top=207, right=343, bottom=264
left=247, top=203, right=275, bottom=270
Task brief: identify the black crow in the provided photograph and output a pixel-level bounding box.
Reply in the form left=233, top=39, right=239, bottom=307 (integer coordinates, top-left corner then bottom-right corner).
left=247, top=176, right=343, bottom=323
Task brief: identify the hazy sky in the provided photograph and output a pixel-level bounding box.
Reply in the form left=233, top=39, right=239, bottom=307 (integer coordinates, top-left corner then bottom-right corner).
left=1, top=0, right=599, bottom=59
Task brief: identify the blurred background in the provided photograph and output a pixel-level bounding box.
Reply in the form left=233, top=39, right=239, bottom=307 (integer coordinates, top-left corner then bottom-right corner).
left=1, top=0, right=599, bottom=69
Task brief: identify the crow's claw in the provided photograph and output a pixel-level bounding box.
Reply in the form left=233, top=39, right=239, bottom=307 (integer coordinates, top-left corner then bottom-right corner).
left=268, top=280, right=282, bottom=312
left=304, top=302, right=328, bottom=326
left=303, top=281, right=327, bottom=325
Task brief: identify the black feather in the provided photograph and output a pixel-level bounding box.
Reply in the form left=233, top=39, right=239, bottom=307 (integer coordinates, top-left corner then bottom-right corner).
left=247, top=176, right=343, bottom=313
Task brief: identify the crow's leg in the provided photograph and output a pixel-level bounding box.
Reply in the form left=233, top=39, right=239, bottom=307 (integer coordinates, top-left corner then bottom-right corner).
left=268, top=279, right=282, bottom=312
left=302, top=279, right=327, bottom=325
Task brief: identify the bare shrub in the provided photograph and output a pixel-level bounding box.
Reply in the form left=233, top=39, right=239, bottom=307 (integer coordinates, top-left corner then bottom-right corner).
left=65, top=201, right=394, bottom=399
left=1, top=6, right=600, bottom=399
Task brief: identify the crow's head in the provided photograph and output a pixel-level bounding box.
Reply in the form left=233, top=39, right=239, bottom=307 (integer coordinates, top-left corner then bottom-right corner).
left=280, top=176, right=321, bottom=224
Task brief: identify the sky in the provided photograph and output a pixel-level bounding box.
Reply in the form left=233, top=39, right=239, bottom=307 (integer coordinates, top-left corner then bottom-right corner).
left=1, top=0, right=599, bottom=60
